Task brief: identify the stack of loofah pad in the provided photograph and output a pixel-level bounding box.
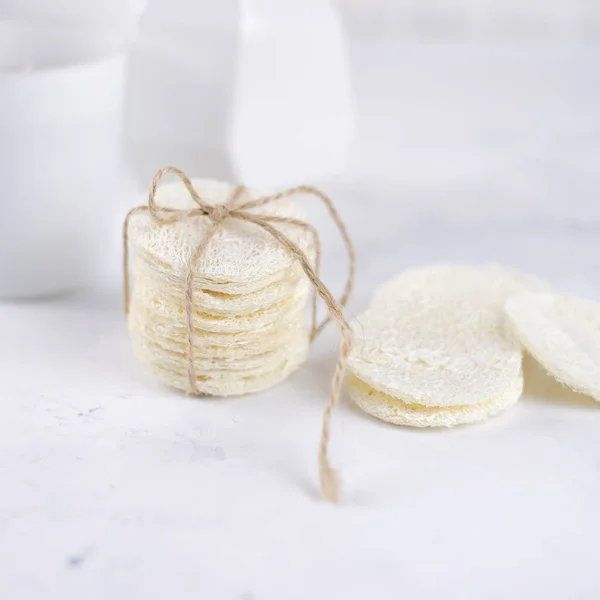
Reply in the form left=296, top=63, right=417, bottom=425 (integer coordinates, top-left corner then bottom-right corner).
left=126, top=179, right=315, bottom=396
left=346, top=265, right=551, bottom=427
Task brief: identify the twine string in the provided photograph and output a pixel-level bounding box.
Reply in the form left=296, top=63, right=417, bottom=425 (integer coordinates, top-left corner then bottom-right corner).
left=123, top=166, right=355, bottom=502
left=255, top=214, right=323, bottom=340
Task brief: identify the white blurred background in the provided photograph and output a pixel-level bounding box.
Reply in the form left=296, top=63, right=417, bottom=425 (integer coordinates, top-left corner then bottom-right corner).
left=2, top=0, right=599, bottom=295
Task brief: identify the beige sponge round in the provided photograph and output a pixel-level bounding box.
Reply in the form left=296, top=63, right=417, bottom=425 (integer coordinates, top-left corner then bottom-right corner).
left=506, top=291, right=600, bottom=402
left=347, top=371, right=523, bottom=427
left=126, top=179, right=313, bottom=290
left=371, top=263, right=550, bottom=311
left=348, top=295, right=522, bottom=408
left=347, top=264, right=549, bottom=425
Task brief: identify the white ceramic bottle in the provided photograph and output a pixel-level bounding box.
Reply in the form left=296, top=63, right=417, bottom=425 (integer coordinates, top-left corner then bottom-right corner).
left=125, top=0, right=238, bottom=184
left=230, top=0, right=355, bottom=188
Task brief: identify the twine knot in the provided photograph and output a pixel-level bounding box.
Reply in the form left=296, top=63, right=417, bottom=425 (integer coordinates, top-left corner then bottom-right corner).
left=123, top=167, right=356, bottom=503
left=207, top=203, right=232, bottom=224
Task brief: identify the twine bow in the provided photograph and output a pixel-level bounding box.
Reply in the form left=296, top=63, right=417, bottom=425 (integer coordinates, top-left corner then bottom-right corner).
left=123, top=167, right=355, bottom=502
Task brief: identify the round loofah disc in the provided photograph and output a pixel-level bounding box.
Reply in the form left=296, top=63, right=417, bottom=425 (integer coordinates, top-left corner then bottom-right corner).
left=347, top=264, right=549, bottom=418
left=349, top=296, right=522, bottom=408
left=506, top=292, right=600, bottom=402
left=133, top=254, right=309, bottom=317
left=347, top=372, right=523, bottom=427
left=371, top=263, right=551, bottom=311
left=132, top=336, right=309, bottom=377
left=128, top=297, right=308, bottom=350
left=135, top=339, right=310, bottom=397
left=127, top=179, right=314, bottom=289
left=132, top=276, right=310, bottom=334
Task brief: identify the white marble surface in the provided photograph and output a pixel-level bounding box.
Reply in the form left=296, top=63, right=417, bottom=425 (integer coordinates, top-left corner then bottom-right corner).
left=3, top=40, right=600, bottom=600
left=2, top=200, right=600, bottom=600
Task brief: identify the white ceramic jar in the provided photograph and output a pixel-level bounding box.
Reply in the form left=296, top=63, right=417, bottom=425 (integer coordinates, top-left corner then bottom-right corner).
left=0, top=21, right=128, bottom=298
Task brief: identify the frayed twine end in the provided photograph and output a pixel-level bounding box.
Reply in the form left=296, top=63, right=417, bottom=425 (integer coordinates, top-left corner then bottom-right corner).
left=319, top=462, right=340, bottom=503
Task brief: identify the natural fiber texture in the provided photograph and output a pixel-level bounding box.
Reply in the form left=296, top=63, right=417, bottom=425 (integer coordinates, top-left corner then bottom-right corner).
left=132, top=333, right=311, bottom=396
left=506, top=292, right=600, bottom=402
left=126, top=179, right=313, bottom=285
left=347, top=371, right=523, bottom=427
left=129, top=300, right=308, bottom=357
left=142, top=358, right=310, bottom=397
left=349, top=296, right=522, bottom=408
left=133, top=276, right=310, bottom=333
left=133, top=253, right=309, bottom=316
left=347, top=264, right=548, bottom=425
left=124, top=167, right=355, bottom=502
left=371, top=263, right=551, bottom=311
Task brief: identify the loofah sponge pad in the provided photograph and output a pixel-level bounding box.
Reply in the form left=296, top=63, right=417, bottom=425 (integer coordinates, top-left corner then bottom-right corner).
left=132, top=276, right=310, bottom=334
left=349, top=296, right=522, bottom=408
left=347, top=264, right=549, bottom=425
left=371, top=263, right=551, bottom=311
left=133, top=335, right=307, bottom=373
left=133, top=254, right=309, bottom=317
left=347, top=371, right=523, bottom=427
left=142, top=352, right=306, bottom=397
left=131, top=328, right=310, bottom=377
left=506, top=292, right=600, bottom=402
left=128, top=298, right=307, bottom=348
left=126, top=179, right=313, bottom=287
